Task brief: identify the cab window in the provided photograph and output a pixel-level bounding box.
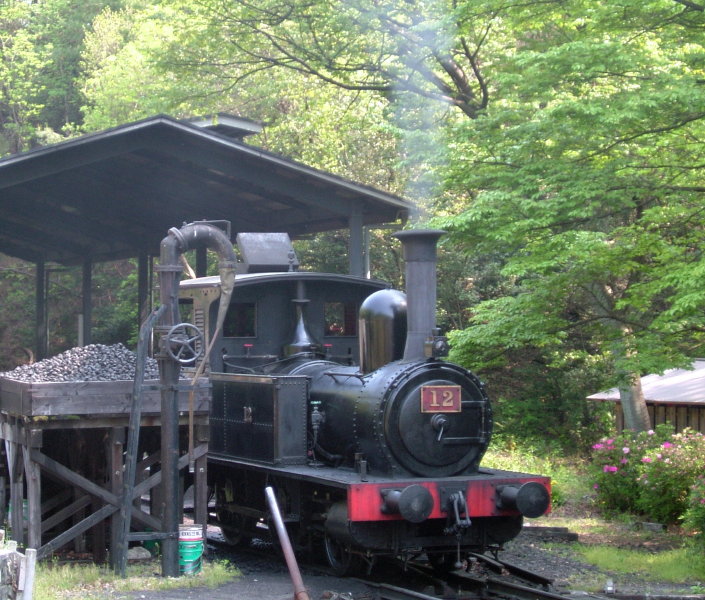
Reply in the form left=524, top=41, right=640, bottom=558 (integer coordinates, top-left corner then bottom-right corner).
left=223, top=302, right=256, bottom=337
left=324, top=302, right=357, bottom=336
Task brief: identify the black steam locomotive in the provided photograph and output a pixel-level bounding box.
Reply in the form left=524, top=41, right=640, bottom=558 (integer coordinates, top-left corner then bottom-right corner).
left=178, top=229, right=550, bottom=574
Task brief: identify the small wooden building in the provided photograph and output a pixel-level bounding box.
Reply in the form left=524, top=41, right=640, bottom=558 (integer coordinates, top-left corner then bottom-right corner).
left=588, top=359, right=705, bottom=432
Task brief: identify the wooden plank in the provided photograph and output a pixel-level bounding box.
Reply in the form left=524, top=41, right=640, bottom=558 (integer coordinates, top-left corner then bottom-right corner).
left=41, top=495, right=91, bottom=534
left=195, top=451, right=208, bottom=554
left=654, top=405, right=666, bottom=426
left=132, top=444, right=208, bottom=498
left=37, top=504, right=116, bottom=560
left=22, top=445, right=41, bottom=550
left=666, top=405, right=677, bottom=429
left=109, top=428, right=124, bottom=571
left=0, top=378, right=210, bottom=418
left=22, top=414, right=208, bottom=430
left=6, top=440, right=24, bottom=546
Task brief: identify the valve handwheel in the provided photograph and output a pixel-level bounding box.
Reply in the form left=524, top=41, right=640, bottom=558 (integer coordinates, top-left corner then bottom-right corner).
left=165, top=322, right=204, bottom=364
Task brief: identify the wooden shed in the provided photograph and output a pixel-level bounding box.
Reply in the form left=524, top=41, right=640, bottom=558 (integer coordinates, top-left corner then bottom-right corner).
left=588, top=359, right=705, bottom=432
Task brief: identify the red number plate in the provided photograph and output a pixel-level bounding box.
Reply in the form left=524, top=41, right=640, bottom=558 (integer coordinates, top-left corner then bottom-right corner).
left=421, top=385, right=462, bottom=413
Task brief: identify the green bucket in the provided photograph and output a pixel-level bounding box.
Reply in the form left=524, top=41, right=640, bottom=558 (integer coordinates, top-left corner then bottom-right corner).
left=178, top=525, right=203, bottom=575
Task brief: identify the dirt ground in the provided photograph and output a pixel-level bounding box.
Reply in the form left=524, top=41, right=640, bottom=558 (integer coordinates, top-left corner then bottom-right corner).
left=104, top=502, right=703, bottom=600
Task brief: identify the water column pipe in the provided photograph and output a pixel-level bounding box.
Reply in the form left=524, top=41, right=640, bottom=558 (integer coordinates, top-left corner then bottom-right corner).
left=156, top=222, right=237, bottom=577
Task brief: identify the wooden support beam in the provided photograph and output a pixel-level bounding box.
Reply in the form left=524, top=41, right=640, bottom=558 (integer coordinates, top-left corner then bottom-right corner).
left=81, top=260, right=93, bottom=346
left=22, top=445, right=41, bottom=549
left=5, top=439, right=24, bottom=546
left=41, top=495, right=92, bottom=534
left=109, top=428, right=124, bottom=571
left=194, top=451, right=208, bottom=553
left=41, top=488, right=72, bottom=516
left=37, top=504, right=116, bottom=560
left=29, top=449, right=161, bottom=531
left=132, top=444, right=207, bottom=499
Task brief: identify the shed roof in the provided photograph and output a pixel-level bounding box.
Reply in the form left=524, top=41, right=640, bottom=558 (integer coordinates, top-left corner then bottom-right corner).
left=0, top=114, right=412, bottom=265
left=588, top=360, right=705, bottom=405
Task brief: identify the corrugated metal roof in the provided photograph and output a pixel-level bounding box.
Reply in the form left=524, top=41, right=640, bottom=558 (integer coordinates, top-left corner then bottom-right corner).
left=588, top=360, right=705, bottom=405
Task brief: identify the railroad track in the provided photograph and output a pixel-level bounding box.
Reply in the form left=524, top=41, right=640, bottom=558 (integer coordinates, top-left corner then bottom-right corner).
left=357, top=551, right=613, bottom=600
left=364, top=557, right=608, bottom=600
left=207, top=527, right=609, bottom=600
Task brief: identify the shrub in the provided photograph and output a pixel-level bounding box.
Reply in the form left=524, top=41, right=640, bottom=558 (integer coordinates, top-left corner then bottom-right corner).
left=637, top=431, right=705, bottom=524
left=589, top=425, right=672, bottom=514
left=683, top=475, right=705, bottom=547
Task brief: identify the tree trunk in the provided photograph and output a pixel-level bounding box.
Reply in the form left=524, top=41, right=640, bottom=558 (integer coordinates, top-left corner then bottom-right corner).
left=618, top=372, right=651, bottom=432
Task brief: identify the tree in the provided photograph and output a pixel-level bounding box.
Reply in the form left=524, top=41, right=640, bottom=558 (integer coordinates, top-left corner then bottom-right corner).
left=438, top=0, right=705, bottom=431
left=0, top=2, right=48, bottom=154
left=162, top=0, right=490, bottom=120
left=162, top=0, right=705, bottom=431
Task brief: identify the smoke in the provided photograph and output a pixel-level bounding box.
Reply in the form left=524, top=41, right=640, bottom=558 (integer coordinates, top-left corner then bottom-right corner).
left=384, top=2, right=456, bottom=225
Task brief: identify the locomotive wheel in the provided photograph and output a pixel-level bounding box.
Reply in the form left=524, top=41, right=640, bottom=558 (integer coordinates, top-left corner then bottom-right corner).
left=215, top=478, right=255, bottom=547
left=323, top=534, right=363, bottom=576
left=218, top=513, right=253, bottom=547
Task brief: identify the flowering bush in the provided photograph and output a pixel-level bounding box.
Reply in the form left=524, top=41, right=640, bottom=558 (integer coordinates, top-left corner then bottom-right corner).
left=636, top=431, right=705, bottom=524
left=589, top=425, right=672, bottom=513
left=683, top=475, right=705, bottom=547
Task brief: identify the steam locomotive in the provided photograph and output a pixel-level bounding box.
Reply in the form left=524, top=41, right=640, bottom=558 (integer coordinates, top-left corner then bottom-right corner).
left=178, top=229, right=550, bottom=574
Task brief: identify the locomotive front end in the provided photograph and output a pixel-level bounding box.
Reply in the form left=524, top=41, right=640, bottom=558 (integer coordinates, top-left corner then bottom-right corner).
left=306, top=359, right=492, bottom=478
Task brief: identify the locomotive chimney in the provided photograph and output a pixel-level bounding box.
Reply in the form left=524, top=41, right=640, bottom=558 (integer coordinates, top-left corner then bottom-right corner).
left=393, top=229, right=445, bottom=362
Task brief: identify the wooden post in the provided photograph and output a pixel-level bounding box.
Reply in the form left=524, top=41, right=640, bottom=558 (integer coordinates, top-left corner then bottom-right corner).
left=194, top=425, right=209, bottom=552
left=348, top=208, right=364, bottom=277
left=21, top=548, right=37, bottom=600
left=5, top=435, right=24, bottom=547
left=21, top=444, right=41, bottom=550
left=35, top=259, right=47, bottom=361
left=109, top=428, right=125, bottom=570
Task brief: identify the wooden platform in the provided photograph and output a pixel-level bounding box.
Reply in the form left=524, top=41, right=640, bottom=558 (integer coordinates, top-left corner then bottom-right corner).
left=0, top=378, right=209, bottom=418
left=0, top=377, right=211, bottom=567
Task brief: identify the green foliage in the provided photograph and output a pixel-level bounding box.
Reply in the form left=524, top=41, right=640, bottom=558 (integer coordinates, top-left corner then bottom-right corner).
left=683, top=476, right=705, bottom=548
left=0, top=2, right=50, bottom=154
left=469, top=348, right=613, bottom=452
left=33, top=558, right=238, bottom=600
left=0, top=257, right=37, bottom=369
left=578, top=545, right=705, bottom=584
left=484, top=441, right=590, bottom=509
left=637, top=431, right=705, bottom=524
left=437, top=0, right=705, bottom=430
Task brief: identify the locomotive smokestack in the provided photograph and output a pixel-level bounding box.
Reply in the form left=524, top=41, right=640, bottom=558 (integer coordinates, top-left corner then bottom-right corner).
left=393, top=229, right=445, bottom=362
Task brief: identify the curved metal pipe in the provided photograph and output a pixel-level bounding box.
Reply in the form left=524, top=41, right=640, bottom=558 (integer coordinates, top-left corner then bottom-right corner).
left=156, top=222, right=237, bottom=577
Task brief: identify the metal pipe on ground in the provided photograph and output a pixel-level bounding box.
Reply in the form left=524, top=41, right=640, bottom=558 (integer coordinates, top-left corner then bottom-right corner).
left=265, top=486, right=310, bottom=600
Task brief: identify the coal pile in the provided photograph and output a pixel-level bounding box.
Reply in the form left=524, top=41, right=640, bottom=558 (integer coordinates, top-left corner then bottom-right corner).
left=0, top=343, right=160, bottom=383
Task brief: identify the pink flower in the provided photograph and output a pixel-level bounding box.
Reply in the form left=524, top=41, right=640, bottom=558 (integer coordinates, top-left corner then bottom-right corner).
left=648, top=430, right=655, bottom=435
left=606, top=439, right=614, bottom=444
left=593, top=484, right=599, bottom=490
left=603, top=465, right=618, bottom=473
left=620, top=458, right=628, bottom=464
left=642, top=457, right=652, bottom=463
left=622, top=447, right=630, bottom=454
left=662, top=442, right=673, bottom=448
left=592, top=443, right=604, bottom=450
